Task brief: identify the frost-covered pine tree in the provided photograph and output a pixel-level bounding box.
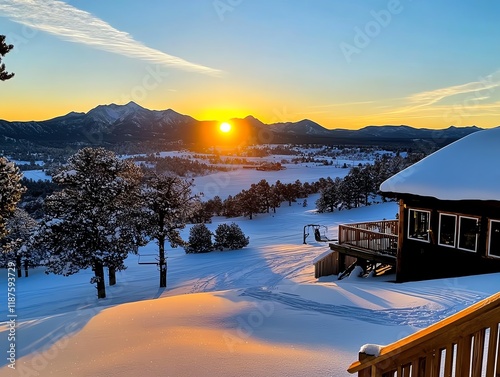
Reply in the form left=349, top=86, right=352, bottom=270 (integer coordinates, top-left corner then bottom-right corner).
left=39, top=148, right=143, bottom=298
left=140, top=173, right=198, bottom=287
left=214, top=222, right=249, bottom=251
left=184, top=223, right=213, bottom=254
left=316, top=177, right=341, bottom=213
left=0, top=209, right=41, bottom=277
left=0, top=157, right=25, bottom=239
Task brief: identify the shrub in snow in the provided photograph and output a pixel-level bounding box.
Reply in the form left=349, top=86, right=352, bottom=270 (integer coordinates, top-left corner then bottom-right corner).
left=214, top=222, right=249, bottom=251
left=185, top=223, right=213, bottom=254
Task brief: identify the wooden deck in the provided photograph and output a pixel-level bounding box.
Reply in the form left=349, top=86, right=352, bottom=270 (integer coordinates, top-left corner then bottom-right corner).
left=348, top=291, right=500, bottom=376
left=314, top=220, right=398, bottom=278
left=329, top=243, right=396, bottom=266
left=337, top=220, right=398, bottom=256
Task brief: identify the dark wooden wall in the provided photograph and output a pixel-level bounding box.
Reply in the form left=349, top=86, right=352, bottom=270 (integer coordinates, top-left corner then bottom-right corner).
left=396, top=195, right=500, bottom=282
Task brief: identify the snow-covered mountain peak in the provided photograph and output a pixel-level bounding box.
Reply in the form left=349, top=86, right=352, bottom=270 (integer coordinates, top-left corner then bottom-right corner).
left=87, top=102, right=146, bottom=124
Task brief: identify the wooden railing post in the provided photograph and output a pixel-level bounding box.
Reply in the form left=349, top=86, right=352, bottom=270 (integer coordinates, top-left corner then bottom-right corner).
left=347, top=292, right=500, bottom=377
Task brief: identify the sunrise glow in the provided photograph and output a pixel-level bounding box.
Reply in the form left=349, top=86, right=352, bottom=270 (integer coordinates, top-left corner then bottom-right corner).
left=219, top=122, right=232, bottom=133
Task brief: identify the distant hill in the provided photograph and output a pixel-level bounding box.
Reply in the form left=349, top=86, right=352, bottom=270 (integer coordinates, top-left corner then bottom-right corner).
left=0, top=102, right=483, bottom=149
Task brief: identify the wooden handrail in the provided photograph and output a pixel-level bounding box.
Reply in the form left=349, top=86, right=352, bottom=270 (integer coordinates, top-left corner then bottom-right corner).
left=348, top=291, right=500, bottom=376
left=339, top=220, right=398, bottom=233
left=339, top=220, right=398, bottom=255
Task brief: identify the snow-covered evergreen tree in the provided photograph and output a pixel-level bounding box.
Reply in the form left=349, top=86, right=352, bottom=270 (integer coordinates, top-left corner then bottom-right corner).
left=0, top=209, right=42, bottom=277
left=140, top=173, right=198, bottom=287
left=38, top=148, right=143, bottom=298
left=184, top=223, right=213, bottom=254
left=214, top=222, right=249, bottom=251
left=0, top=157, right=25, bottom=239
left=0, top=35, right=14, bottom=81
left=316, top=177, right=342, bottom=213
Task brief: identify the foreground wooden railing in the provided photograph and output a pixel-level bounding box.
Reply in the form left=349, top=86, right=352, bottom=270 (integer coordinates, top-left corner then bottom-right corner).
left=348, top=291, right=500, bottom=377
left=339, top=220, right=398, bottom=255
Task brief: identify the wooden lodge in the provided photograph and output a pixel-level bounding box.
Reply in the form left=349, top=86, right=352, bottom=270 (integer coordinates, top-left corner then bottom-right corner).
left=315, top=127, right=500, bottom=282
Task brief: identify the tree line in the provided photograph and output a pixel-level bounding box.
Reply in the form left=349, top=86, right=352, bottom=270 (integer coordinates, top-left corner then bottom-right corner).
left=193, top=153, right=418, bottom=220
left=315, top=154, right=418, bottom=212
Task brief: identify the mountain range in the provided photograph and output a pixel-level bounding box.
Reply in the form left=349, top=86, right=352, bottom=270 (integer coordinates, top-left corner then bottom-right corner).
left=0, top=102, right=482, bottom=148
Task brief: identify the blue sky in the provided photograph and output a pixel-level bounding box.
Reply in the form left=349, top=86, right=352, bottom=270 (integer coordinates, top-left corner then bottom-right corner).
left=0, top=0, right=499, bottom=129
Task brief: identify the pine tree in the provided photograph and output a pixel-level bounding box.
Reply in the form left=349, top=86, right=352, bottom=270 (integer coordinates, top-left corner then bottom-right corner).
left=269, top=183, right=283, bottom=213
left=255, top=179, right=271, bottom=213
left=140, top=173, right=198, bottom=287
left=316, top=177, right=341, bottom=213
left=204, top=196, right=223, bottom=217
left=0, top=209, right=41, bottom=277
left=222, top=195, right=242, bottom=218
left=0, top=35, right=14, bottom=81
left=235, top=188, right=259, bottom=220
left=39, top=148, right=143, bottom=298
left=0, top=157, right=25, bottom=239
left=214, top=222, right=249, bottom=250
left=184, top=223, right=213, bottom=254
left=276, top=181, right=298, bottom=206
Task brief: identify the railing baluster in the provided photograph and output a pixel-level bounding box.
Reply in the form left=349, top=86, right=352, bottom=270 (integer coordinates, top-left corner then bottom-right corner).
left=486, top=324, right=498, bottom=377
left=338, top=220, right=398, bottom=255
left=456, top=335, right=473, bottom=377
left=348, top=294, right=500, bottom=377
left=472, top=329, right=486, bottom=377
left=443, top=344, right=454, bottom=377
left=424, top=352, right=434, bottom=377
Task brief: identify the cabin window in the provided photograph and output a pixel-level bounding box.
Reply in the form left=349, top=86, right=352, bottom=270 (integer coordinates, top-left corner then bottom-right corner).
left=458, top=216, right=479, bottom=252
left=438, top=213, right=456, bottom=247
left=488, top=220, right=500, bottom=258
left=408, top=209, right=430, bottom=242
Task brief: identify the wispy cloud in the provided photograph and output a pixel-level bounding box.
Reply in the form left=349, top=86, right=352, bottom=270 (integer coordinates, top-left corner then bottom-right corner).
left=408, top=70, right=500, bottom=107
left=0, top=0, right=221, bottom=75
left=366, top=70, right=500, bottom=120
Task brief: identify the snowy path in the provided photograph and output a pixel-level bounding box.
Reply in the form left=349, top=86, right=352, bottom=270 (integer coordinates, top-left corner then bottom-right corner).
left=240, top=286, right=487, bottom=328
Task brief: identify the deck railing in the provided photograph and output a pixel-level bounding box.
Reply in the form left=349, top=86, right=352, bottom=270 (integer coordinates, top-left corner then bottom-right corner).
left=348, top=291, right=500, bottom=377
left=338, top=220, right=399, bottom=255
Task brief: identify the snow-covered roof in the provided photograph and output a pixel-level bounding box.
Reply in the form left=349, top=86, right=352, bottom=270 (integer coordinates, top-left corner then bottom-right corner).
left=380, top=126, right=500, bottom=201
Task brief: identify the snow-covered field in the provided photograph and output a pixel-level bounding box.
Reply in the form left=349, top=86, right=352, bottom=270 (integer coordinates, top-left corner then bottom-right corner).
left=20, top=170, right=52, bottom=182
left=1, top=164, right=499, bottom=376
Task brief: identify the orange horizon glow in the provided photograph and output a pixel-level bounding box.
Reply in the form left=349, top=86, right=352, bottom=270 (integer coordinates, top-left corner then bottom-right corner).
left=0, top=101, right=497, bottom=131
left=219, top=122, right=232, bottom=133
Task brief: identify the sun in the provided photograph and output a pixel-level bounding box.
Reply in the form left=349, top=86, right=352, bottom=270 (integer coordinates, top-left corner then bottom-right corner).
left=219, top=122, right=232, bottom=133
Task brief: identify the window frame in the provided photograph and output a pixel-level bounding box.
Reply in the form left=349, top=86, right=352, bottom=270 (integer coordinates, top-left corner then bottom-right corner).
left=457, top=215, right=480, bottom=253
left=407, top=208, right=431, bottom=243
left=487, top=219, right=500, bottom=259
left=438, top=213, right=457, bottom=248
